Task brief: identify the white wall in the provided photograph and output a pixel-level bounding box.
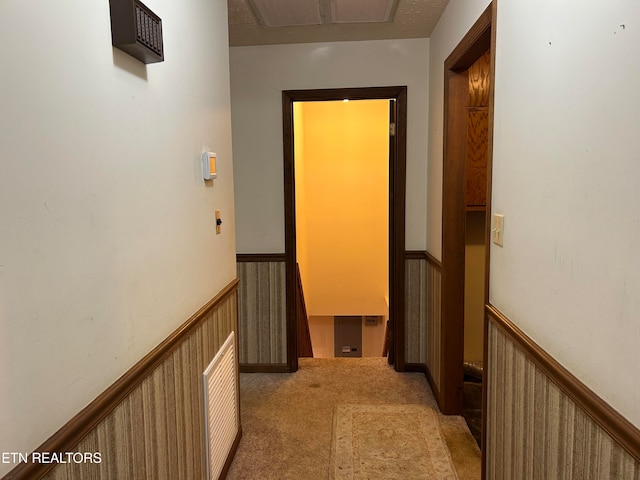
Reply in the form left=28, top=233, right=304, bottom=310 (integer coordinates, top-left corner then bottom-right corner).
left=308, top=316, right=335, bottom=358
left=362, top=317, right=387, bottom=358
left=428, top=0, right=640, bottom=431
left=426, top=0, right=492, bottom=258
left=0, top=0, right=236, bottom=473
left=230, top=38, right=429, bottom=253
left=490, top=0, right=640, bottom=428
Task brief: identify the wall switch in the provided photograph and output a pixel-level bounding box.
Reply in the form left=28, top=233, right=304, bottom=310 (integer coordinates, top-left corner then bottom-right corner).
left=215, top=210, right=222, bottom=235
left=492, top=213, right=504, bottom=246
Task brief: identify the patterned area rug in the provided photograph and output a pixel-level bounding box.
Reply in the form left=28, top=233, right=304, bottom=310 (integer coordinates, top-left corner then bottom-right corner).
left=330, top=405, right=459, bottom=480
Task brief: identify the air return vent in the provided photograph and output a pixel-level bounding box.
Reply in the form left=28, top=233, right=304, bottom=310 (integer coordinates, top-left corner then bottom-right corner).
left=109, top=0, right=164, bottom=64
left=203, top=332, right=239, bottom=480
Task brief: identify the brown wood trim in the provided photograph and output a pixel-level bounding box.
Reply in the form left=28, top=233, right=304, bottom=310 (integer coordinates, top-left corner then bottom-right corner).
left=405, top=250, right=428, bottom=260
left=405, top=250, right=444, bottom=273
left=486, top=303, right=640, bottom=463
left=282, top=86, right=410, bottom=102
left=282, top=90, right=299, bottom=372
left=404, top=362, right=426, bottom=372
left=282, top=86, right=407, bottom=373
left=3, top=277, right=240, bottom=480
left=236, top=253, right=286, bottom=263
left=426, top=251, right=442, bottom=271
left=425, top=364, right=441, bottom=406
left=466, top=205, right=486, bottom=212
left=393, top=86, right=407, bottom=373
left=239, top=363, right=289, bottom=373
left=482, top=3, right=498, bottom=478
left=440, top=2, right=493, bottom=417
left=445, top=5, right=493, bottom=73
left=440, top=67, right=468, bottom=415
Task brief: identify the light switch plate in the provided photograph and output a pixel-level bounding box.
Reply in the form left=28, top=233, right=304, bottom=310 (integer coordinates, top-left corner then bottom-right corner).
left=493, top=214, right=504, bottom=247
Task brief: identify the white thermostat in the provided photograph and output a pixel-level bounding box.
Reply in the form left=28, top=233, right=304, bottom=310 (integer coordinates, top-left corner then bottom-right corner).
left=201, top=152, right=217, bottom=180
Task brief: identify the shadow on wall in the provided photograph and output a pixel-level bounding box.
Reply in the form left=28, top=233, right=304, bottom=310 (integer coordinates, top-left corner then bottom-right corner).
left=112, top=47, right=148, bottom=80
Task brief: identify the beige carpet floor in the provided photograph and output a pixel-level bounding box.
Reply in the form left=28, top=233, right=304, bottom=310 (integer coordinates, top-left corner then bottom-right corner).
left=226, top=358, right=480, bottom=480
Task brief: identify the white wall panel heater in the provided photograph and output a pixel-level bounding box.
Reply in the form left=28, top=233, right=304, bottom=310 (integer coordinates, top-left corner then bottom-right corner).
left=203, top=332, right=238, bottom=480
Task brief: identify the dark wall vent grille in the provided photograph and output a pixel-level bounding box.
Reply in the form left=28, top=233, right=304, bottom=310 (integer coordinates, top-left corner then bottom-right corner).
left=135, top=3, right=162, bottom=56
left=109, top=0, right=164, bottom=64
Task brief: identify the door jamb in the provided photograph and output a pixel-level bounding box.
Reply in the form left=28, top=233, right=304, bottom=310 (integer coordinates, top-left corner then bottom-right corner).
left=440, top=2, right=494, bottom=419
left=282, top=86, right=407, bottom=372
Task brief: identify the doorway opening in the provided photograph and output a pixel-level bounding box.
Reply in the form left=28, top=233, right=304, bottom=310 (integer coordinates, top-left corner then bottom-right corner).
left=293, top=99, right=390, bottom=359
left=440, top=0, right=494, bottom=455
left=282, top=86, right=407, bottom=372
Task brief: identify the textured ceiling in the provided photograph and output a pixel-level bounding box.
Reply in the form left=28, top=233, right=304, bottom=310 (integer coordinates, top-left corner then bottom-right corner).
left=228, top=0, right=450, bottom=47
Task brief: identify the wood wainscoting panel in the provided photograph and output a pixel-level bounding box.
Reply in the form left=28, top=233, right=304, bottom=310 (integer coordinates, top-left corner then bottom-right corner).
left=405, top=253, right=428, bottom=364
left=24, top=281, right=240, bottom=480
left=465, top=107, right=489, bottom=208
left=468, top=49, right=491, bottom=107
left=486, top=307, right=640, bottom=479
left=236, top=257, right=287, bottom=366
left=426, top=254, right=442, bottom=401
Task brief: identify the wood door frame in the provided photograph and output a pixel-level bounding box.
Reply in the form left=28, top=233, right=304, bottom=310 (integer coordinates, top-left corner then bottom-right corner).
left=282, top=86, right=407, bottom=372
left=440, top=3, right=495, bottom=417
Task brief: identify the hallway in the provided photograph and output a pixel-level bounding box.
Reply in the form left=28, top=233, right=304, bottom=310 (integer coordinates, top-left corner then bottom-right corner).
left=227, top=358, right=480, bottom=479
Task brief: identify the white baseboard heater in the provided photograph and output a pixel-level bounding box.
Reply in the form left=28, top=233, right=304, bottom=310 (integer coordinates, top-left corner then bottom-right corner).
left=203, top=332, right=239, bottom=480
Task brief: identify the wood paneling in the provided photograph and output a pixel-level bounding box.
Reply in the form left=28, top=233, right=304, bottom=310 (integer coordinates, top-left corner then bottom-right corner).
left=426, top=256, right=442, bottom=403
left=239, top=363, right=289, bottom=373
left=466, top=50, right=490, bottom=208
left=236, top=258, right=287, bottom=366
left=486, top=306, right=640, bottom=479
left=403, top=253, right=442, bottom=400
left=466, top=108, right=489, bottom=207
left=405, top=255, right=427, bottom=364
left=468, top=50, right=491, bottom=107
left=5, top=280, right=240, bottom=480
left=403, top=252, right=442, bottom=404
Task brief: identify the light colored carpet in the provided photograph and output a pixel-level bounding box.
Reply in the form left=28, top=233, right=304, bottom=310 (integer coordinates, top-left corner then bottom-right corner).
left=226, top=358, right=480, bottom=480
left=330, top=404, right=458, bottom=480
